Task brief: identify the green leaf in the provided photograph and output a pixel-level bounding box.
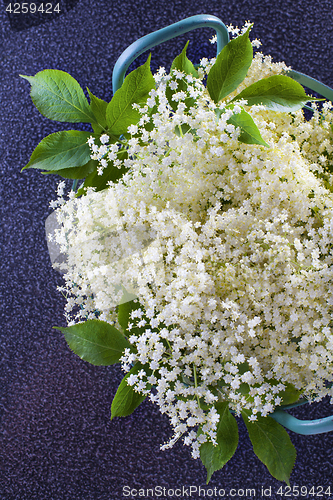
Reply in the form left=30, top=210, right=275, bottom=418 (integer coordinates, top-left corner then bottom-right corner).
left=54, top=319, right=131, bottom=366
left=207, top=26, right=253, bottom=104
left=242, top=410, right=296, bottom=485
left=143, top=103, right=158, bottom=132
left=231, top=75, right=320, bottom=112
left=111, top=363, right=150, bottom=420
left=76, top=150, right=128, bottom=194
left=165, top=41, right=198, bottom=112
left=118, top=296, right=140, bottom=334
left=174, top=123, right=192, bottom=137
left=164, top=41, right=198, bottom=112
left=20, top=70, right=95, bottom=123
left=227, top=107, right=269, bottom=147
left=278, top=383, right=301, bottom=406
left=106, top=55, right=155, bottom=135
left=87, top=87, right=108, bottom=132
left=170, top=41, right=199, bottom=77
left=200, top=402, right=239, bottom=483
left=117, top=286, right=152, bottom=338
left=22, top=130, right=93, bottom=172
left=118, top=300, right=134, bottom=333
left=165, top=80, right=195, bottom=112
left=41, top=159, right=97, bottom=179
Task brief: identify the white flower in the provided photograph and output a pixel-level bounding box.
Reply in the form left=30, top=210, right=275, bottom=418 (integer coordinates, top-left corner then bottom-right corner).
left=100, top=134, right=109, bottom=144
left=172, top=69, right=185, bottom=79
left=169, top=80, right=178, bottom=90
left=127, top=374, right=138, bottom=386
left=55, top=28, right=333, bottom=457
left=251, top=39, right=262, bottom=48
left=127, top=124, right=138, bottom=135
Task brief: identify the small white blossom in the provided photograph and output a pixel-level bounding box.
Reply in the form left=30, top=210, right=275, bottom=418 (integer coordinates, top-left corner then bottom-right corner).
left=100, top=134, right=109, bottom=144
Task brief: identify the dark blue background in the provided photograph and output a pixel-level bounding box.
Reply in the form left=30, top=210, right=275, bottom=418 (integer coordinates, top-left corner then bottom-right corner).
left=1, top=1, right=333, bottom=499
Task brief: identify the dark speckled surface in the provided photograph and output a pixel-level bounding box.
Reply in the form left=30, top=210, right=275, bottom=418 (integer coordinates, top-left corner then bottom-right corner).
left=1, top=1, right=333, bottom=499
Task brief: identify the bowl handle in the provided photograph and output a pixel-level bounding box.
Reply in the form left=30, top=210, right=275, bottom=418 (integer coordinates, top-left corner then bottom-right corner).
left=288, top=69, right=333, bottom=102
left=112, top=14, right=229, bottom=94
left=272, top=409, right=333, bottom=435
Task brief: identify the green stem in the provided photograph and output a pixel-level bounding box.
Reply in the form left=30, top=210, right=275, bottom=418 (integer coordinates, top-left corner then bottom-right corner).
left=193, top=363, right=201, bottom=410
left=165, top=339, right=172, bottom=352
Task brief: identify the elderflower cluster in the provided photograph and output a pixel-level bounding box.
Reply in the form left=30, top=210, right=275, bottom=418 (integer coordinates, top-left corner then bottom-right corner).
left=51, top=42, right=333, bottom=459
